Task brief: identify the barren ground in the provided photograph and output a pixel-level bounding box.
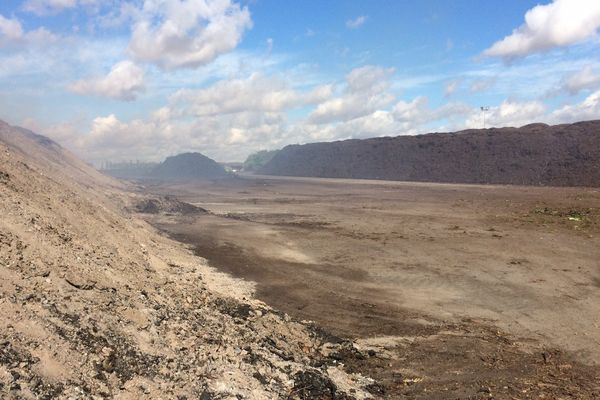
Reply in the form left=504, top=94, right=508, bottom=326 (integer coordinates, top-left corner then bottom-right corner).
left=137, top=174, right=600, bottom=399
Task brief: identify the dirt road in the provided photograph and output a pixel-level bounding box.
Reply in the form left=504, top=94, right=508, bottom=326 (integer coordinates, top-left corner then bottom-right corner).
left=139, top=175, right=600, bottom=398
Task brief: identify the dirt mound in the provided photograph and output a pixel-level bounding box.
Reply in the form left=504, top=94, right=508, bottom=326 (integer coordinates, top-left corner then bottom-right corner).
left=259, top=120, right=600, bottom=186
left=134, top=196, right=207, bottom=215
left=0, top=123, right=373, bottom=398
left=0, top=120, right=121, bottom=191
left=151, top=152, right=229, bottom=181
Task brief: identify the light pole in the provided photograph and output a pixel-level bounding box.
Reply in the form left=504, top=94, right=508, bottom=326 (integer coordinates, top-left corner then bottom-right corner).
left=480, top=106, right=489, bottom=129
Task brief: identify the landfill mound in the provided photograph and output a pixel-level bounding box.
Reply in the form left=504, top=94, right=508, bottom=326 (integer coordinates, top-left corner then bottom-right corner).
left=0, top=120, right=374, bottom=399
left=259, top=120, right=600, bottom=186
left=133, top=196, right=207, bottom=215
left=151, top=152, right=230, bottom=181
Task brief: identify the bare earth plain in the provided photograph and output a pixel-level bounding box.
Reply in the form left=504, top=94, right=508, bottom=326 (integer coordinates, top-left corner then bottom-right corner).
left=138, top=174, right=600, bottom=398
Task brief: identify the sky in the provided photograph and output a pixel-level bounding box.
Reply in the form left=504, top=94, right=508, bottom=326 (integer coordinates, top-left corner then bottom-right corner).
left=0, top=0, right=599, bottom=163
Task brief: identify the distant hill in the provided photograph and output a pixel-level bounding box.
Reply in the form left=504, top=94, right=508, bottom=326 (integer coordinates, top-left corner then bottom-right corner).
left=243, top=150, right=280, bottom=172
left=151, top=152, right=229, bottom=180
left=259, top=120, right=600, bottom=187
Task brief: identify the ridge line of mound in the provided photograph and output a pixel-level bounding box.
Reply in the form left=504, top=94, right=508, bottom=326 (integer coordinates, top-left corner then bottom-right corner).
left=259, top=120, right=600, bottom=187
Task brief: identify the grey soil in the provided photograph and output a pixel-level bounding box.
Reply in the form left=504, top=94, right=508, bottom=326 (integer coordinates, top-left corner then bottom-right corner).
left=139, top=175, right=600, bottom=399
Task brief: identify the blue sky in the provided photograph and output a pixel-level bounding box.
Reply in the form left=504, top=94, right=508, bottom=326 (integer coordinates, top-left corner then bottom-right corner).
left=0, top=0, right=599, bottom=163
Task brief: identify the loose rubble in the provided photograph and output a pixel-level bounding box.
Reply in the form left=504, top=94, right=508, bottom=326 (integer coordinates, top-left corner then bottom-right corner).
left=0, top=122, right=374, bottom=399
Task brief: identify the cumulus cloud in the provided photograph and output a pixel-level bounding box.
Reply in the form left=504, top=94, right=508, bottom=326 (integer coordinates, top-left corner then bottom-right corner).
left=559, top=67, right=600, bottom=95
left=346, top=15, right=368, bottom=29
left=308, top=65, right=395, bottom=124
left=550, top=89, right=600, bottom=122
left=46, top=114, right=173, bottom=163
left=466, top=100, right=546, bottom=128
left=56, top=71, right=336, bottom=162
left=170, top=73, right=333, bottom=116
left=345, top=65, right=392, bottom=92
left=392, top=96, right=471, bottom=126
left=0, top=15, right=23, bottom=40
left=0, top=14, right=58, bottom=47
left=392, top=97, right=429, bottom=123
left=95, top=2, right=141, bottom=28
left=128, top=0, right=252, bottom=70
left=484, top=0, right=600, bottom=60
left=300, top=93, right=473, bottom=143
left=28, top=52, right=583, bottom=165
left=302, top=95, right=473, bottom=143
left=55, top=109, right=289, bottom=164
left=68, top=61, right=145, bottom=101
left=45, top=91, right=552, bottom=165
left=300, top=110, right=396, bottom=142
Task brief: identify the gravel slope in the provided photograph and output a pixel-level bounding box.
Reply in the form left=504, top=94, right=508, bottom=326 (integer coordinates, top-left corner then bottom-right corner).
left=0, top=120, right=374, bottom=399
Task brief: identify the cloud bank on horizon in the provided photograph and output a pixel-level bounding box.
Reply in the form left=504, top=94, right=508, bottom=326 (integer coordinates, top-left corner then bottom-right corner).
left=0, top=0, right=599, bottom=163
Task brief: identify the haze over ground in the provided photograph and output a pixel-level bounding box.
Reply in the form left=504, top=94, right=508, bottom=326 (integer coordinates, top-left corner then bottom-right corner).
left=1, top=0, right=600, bottom=163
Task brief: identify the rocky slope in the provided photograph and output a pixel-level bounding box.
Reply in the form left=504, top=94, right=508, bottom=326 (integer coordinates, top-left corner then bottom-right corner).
left=259, top=120, right=600, bottom=186
left=0, top=120, right=374, bottom=399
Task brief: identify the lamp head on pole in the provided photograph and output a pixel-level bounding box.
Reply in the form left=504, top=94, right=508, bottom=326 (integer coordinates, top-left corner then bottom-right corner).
left=480, top=106, right=489, bottom=129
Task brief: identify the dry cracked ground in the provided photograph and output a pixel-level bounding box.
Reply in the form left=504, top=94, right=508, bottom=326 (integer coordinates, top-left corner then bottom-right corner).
left=1, top=120, right=600, bottom=399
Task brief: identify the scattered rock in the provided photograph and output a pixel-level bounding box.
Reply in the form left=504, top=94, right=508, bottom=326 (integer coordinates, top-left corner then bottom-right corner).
left=134, top=197, right=207, bottom=215
left=65, top=275, right=96, bottom=291
left=292, top=370, right=338, bottom=399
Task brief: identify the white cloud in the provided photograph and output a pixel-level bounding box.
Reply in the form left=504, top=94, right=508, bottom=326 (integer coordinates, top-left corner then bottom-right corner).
left=301, top=110, right=396, bottom=142
left=466, top=100, right=546, bottom=128
left=470, top=77, right=496, bottom=93
left=308, top=65, right=395, bottom=124
left=128, top=0, right=252, bottom=70
left=40, top=88, right=567, bottom=165
left=22, top=0, right=103, bottom=15
left=484, top=0, right=600, bottom=60
left=392, top=96, right=429, bottom=123
left=52, top=108, right=290, bottom=163
left=68, top=61, right=145, bottom=101
left=560, top=67, right=600, bottom=95
left=550, top=89, right=600, bottom=122
left=170, top=73, right=332, bottom=116
left=392, top=96, right=471, bottom=126
left=345, top=65, right=392, bottom=92
left=22, top=0, right=77, bottom=15
left=0, top=15, right=24, bottom=40
left=346, top=15, right=367, bottom=29
left=302, top=95, right=473, bottom=143
left=444, top=79, right=460, bottom=97
left=0, top=14, right=59, bottom=47
left=95, top=2, right=141, bottom=28
left=54, top=70, right=336, bottom=162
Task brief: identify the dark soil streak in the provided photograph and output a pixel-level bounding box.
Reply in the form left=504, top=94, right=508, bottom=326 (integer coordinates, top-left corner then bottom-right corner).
left=166, top=229, right=429, bottom=339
